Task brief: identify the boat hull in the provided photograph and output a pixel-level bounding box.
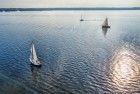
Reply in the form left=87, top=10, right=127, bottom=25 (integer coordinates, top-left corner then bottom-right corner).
left=80, top=19, right=84, bottom=21
left=102, top=26, right=110, bottom=28
left=30, top=63, right=42, bottom=67
left=30, top=58, right=41, bottom=67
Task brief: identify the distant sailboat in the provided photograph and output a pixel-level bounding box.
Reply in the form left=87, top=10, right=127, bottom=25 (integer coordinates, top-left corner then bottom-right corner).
left=30, top=43, right=41, bottom=67
left=102, top=18, right=110, bottom=28
left=80, top=14, right=84, bottom=21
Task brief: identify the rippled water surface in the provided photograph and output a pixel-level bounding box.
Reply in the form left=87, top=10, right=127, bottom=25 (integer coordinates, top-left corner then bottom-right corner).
left=0, top=11, right=140, bottom=94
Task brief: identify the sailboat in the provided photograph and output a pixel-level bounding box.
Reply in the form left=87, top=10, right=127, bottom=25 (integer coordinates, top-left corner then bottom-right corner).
left=80, top=14, right=84, bottom=21
left=30, top=43, right=41, bottom=67
left=102, top=18, right=110, bottom=28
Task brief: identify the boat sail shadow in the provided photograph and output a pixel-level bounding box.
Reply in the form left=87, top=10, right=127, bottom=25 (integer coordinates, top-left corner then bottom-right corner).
left=102, top=27, right=108, bottom=37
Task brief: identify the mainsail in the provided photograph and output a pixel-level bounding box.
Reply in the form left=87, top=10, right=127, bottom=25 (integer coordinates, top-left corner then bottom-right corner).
left=103, top=18, right=108, bottom=26
left=30, top=43, right=41, bottom=66
left=102, top=18, right=110, bottom=28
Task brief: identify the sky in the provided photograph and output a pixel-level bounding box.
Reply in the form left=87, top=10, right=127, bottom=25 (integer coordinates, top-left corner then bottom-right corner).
left=0, top=0, right=140, bottom=8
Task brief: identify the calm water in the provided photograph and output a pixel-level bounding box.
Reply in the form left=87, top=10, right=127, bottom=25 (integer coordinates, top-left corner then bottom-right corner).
left=0, top=10, right=140, bottom=94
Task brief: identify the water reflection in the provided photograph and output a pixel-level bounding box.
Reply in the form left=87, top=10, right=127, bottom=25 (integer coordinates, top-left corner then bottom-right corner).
left=31, top=65, right=41, bottom=86
left=102, top=27, right=108, bottom=37
left=109, top=46, right=140, bottom=92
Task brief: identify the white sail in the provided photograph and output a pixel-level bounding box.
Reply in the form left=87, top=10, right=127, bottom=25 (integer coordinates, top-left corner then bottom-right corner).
left=30, top=43, right=41, bottom=66
left=103, top=18, right=108, bottom=26
left=102, top=18, right=110, bottom=28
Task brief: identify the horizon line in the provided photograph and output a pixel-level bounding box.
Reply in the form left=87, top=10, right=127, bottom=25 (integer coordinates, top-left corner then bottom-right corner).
left=0, top=7, right=140, bottom=11
left=0, top=7, right=140, bottom=8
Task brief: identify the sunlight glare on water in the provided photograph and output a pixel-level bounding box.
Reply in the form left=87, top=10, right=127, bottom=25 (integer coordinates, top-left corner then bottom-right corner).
left=109, top=45, right=140, bottom=92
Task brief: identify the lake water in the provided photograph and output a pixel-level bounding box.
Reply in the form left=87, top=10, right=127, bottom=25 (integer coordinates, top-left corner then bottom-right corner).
left=0, top=10, right=140, bottom=94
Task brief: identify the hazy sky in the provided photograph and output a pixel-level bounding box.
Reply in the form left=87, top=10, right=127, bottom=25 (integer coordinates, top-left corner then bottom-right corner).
left=0, top=0, right=140, bottom=8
